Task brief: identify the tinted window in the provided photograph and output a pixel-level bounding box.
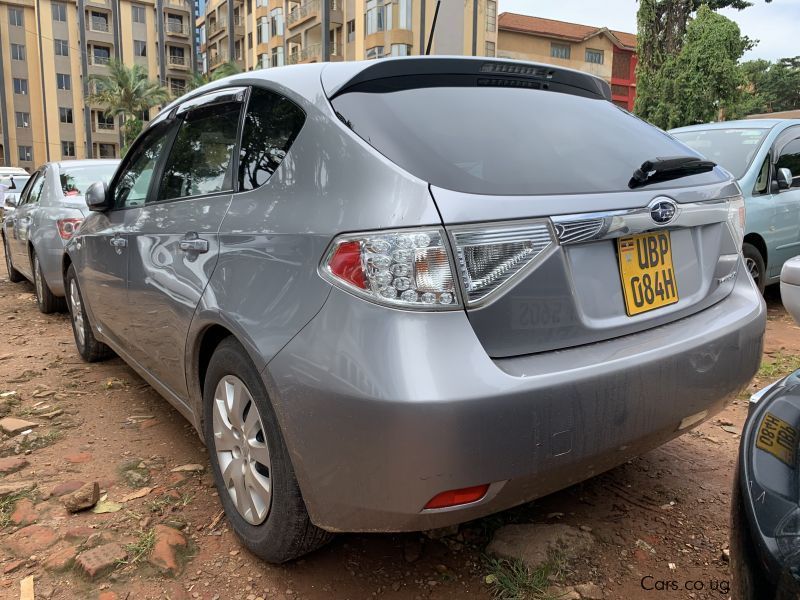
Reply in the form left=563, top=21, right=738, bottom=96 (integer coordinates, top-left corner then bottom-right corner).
left=777, top=138, right=800, bottom=188
left=113, top=126, right=171, bottom=208
left=60, top=164, right=117, bottom=197
left=671, top=128, right=768, bottom=179
left=25, top=174, right=45, bottom=204
left=157, top=102, right=241, bottom=201
left=332, top=84, right=725, bottom=196
left=239, top=88, right=305, bottom=191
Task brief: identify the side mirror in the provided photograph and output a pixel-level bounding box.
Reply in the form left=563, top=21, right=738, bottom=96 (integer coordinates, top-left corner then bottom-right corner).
left=4, top=195, right=18, bottom=208
left=777, top=168, right=794, bottom=191
left=86, top=181, right=110, bottom=211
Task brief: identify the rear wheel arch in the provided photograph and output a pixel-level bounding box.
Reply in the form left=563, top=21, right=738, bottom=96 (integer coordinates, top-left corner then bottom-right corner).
left=743, top=233, right=767, bottom=268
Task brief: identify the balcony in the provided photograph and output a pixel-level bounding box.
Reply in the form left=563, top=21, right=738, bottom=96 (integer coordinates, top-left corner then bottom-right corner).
left=287, top=42, right=340, bottom=64
left=167, top=54, right=188, bottom=68
left=92, top=121, right=115, bottom=132
left=207, top=19, right=226, bottom=38
left=165, top=19, right=189, bottom=36
left=88, top=16, right=110, bottom=32
left=209, top=52, right=228, bottom=67
left=287, top=0, right=319, bottom=28
left=89, top=54, right=111, bottom=65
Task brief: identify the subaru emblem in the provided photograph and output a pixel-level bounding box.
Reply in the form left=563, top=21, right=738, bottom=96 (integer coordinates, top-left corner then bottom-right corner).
left=649, top=198, right=677, bottom=225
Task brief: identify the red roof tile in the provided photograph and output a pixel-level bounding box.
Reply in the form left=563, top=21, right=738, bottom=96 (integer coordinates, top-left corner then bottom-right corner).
left=498, top=13, right=637, bottom=50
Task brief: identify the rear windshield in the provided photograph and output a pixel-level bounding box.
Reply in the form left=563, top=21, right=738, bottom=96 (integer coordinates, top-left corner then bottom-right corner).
left=331, top=84, right=725, bottom=195
left=671, top=128, right=769, bottom=179
left=60, top=164, right=117, bottom=197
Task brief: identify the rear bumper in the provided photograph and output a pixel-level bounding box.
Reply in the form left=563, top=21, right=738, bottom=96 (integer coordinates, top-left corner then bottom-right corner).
left=266, top=265, right=765, bottom=532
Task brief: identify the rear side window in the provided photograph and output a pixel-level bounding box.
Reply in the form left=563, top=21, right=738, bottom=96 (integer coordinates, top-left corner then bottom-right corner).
left=331, top=83, right=725, bottom=195
left=238, top=88, right=305, bottom=191
left=157, top=102, right=242, bottom=201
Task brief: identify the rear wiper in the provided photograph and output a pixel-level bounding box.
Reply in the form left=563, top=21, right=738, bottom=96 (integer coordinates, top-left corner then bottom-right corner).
left=629, top=156, right=716, bottom=189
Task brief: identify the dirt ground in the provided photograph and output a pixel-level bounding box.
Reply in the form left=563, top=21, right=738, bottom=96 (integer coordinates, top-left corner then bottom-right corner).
left=0, top=246, right=796, bottom=600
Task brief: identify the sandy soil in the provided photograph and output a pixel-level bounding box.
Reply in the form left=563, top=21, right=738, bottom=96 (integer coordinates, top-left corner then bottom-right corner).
left=0, top=244, right=795, bottom=600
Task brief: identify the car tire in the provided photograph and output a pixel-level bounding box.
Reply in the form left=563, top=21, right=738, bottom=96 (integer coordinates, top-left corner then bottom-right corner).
left=32, top=250, right=66, bottom=314
left=2, top=235, right=23, bottom=283
left=65, top=264, right=113, bottom=362
left=203, top=337, right=333, bottom=563
left=743, top=243, right=766, bottom=295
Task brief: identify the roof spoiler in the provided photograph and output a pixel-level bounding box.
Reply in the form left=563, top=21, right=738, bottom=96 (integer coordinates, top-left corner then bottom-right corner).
left=326, top=57, right=612, bottom=102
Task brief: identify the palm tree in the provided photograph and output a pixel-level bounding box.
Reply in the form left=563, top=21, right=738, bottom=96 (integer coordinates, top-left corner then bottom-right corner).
left=186, top=61, right=243, bottom=92
left=88, top=60, right=170, bottom=152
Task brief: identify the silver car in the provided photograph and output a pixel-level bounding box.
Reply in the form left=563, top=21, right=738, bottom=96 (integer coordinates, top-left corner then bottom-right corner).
left=0, top=174, right=30, bottom=220
left=63, top=58, right=766, bottom=562
left=2, top=160, right=119, bottom=312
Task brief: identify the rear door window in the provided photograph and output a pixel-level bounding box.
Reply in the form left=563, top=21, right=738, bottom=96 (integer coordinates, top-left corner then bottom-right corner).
left=331, top=82, right=726, bottom=195
left=777, top=138, right=800, bottom=188
left=157, top=101, right=242, bottom=201
left=238, top=87, right=305, bottom=191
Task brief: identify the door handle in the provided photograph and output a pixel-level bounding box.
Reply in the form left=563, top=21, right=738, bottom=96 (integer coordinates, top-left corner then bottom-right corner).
left=110, top=236, right=127, bottom=248
left=179, top=233, right=209, bottom=254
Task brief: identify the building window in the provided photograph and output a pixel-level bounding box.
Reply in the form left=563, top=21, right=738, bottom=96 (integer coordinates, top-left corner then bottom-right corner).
left=18, top=146, right=32, bottom=162
left=9, top=7, right=23, bottom=27
left=366, top=45, right=384, bottom=60
left=52, top=2, right=67, bottom=22
left=134, top=40, right=147, bottom=57
left=486, top=0, right=496, bottom=31
left=585, top=48, right=604, bottom=64
left=550, top=43, right=570, bottom=59
left=55, top=39, right=69, bottom=56
left=59, top=107, right=73, bottom=124
left=62, top=141, right=76, bottom=157
left=92, top=46, right=111, bottom=65
left=57, top=73, right=71, bottom=90
left=270, top=8, right=283, bottom=37
left=365, top=0, right=384, bottom=35
left=485, top=41, right=495, bottom=57
left=166, top=14, right=183, bottom=34
left=247, top=0, right=251, bottom=14
left=13, top=78, right=28, bottom=95
left=258, top=53, right=267, bottom=69
left=96, top=111, right=115, bottom=130
left=15, top=112, right=30, bottom=128
left=247, top=32, right=253, bottom=49
left=168, top=46, right=185, bottom=66
left=11, top=43, right=25, bottom=61
left=386, top=0, right=411, bottom=30
left=257, top=17, right=268, bottom=44
left=90, top=11, right=109, bottom=32
left=132, top=4, right=145, bottom=23
left=235, top=40, right=242, bottom=60
left=97, top=143, right=116, bottom=158
left=390, top=44, right=410, bottom=56
left=347, top=19, right=355, bottom=42
left=271, top=46, right=284, bottom=67
left=169, top=78, right=186, bottom=96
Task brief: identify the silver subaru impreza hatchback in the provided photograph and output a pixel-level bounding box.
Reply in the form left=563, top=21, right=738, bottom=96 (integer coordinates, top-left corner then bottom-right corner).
left=63, top=57, right=766, bottom=562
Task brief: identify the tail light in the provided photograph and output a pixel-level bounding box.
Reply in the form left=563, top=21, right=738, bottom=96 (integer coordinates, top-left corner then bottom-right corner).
left=450, top=221, right=553, bottom=305
left=322, top=228, right=460, bottom=309
left=727, top=195, right=745, bottom=248
left=57, top=218, right=83, bottom=240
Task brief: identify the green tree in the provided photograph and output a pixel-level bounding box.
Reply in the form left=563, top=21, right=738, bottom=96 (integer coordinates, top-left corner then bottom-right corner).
left=639, top=6, right=750, bottom=128
left=88, top=60, right=169, bottom=152
left=186, top=61, right=243, bottom=92
left=635, top=0, right=769, bottom=119
left=741, top=57, right=800, bottom=113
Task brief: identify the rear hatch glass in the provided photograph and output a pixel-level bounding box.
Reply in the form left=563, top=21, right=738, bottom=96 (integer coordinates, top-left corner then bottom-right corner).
left=330, top=79, right=724, bottom=196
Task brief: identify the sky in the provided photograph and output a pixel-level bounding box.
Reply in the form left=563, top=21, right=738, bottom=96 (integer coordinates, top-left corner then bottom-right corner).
left=498, top=0, right=800, bottom=62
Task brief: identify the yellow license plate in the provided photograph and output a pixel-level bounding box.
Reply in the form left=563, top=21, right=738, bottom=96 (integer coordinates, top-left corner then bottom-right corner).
left=757, top=413, right=798, bottom=467
left=617, top=231, right=679, bottom=316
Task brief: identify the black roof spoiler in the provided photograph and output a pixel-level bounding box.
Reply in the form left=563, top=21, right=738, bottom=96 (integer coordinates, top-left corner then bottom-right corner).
left=326, top=57, right=612, bottom=102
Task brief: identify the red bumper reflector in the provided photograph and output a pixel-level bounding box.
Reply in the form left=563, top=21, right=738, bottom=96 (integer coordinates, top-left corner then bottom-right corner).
left=424, top=484, right=489, bottom=510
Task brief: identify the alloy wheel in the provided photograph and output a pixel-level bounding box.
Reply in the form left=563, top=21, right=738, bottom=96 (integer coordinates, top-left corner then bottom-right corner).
left=69, top=279, right=85, bottom=347
left=212, top=375, right=272, bottom=526
left=745, top=257, right=760, bottom=284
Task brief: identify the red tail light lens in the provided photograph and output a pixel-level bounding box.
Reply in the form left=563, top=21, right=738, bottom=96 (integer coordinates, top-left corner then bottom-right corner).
left=424, top=484, right=490, bottom=510
left=57, top=218, right=83, bottom=240
left=327, top=240, right=367, bottom=289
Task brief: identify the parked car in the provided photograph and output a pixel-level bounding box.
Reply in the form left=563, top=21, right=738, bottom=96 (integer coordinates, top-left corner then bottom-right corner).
left=732, top=257, right=800, bottom=600
left=670, top=120, right=800, bottom=294
left=0, top=167, right=29, bottom=177
left=64, top=57, right=766, bottom=563
left=0, top=174, right=31, bottom=220
left=2, top=160, right=119, bottom=313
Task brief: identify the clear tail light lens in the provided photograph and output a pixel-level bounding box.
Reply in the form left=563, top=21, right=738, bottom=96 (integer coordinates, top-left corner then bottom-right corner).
left=727, top=195, right=745, bottom=248
left=57, top=218, right=83, bottom=240
left=450, top=222, right=553, bottom=304
left=322, top=229, right=460, bottom=309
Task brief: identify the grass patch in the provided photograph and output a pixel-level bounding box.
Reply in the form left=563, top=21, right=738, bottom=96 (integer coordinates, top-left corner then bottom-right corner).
left=0, top=430, right=62, bottom=457
left=0, top=487, right=35, bottom=528
left=484, top=553, right=568, bottom=600
left=121, top=528, right=156, bottom=565
left=758, top=352, right=800, bottom=379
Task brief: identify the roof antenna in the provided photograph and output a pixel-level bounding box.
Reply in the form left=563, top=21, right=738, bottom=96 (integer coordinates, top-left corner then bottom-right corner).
left=425, top=0, right=441, bottom=55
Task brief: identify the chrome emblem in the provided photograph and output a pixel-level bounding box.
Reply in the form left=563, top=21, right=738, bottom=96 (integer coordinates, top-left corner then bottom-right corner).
left=649, top=198, right=677, bottom=225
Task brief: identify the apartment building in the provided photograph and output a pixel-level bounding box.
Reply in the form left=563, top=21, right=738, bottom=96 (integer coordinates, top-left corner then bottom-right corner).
left=198, top=0, right=499, bottom=75
left=0, top=0, right=196, bottom=169
left=497, top=13, right=637, bottom=110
